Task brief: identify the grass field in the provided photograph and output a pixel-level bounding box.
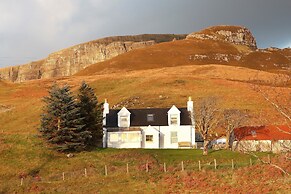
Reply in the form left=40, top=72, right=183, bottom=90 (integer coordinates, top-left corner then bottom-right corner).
left=0, top=63, right=290, bottom=193
left=2, top=132, right=288, bottom=194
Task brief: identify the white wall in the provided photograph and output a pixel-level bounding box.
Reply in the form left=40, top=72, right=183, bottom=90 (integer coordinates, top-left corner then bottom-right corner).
left=232, top=140, right=291, bottom=153
left=107, top=131, right=141, bottom=148
left=141, top=126, right=160, bottom=148
left=140, top=125, right=194, bottom=149
left=161, top=125, right=194, bottom=148
left=105, top=125, right=195, bottom=149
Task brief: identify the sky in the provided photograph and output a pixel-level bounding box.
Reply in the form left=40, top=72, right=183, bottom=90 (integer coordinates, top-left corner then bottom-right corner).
left=1, top=0, right=291, bottom=68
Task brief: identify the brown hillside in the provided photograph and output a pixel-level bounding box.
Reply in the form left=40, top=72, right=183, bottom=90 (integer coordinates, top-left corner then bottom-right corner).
left=1, top=64, right=289, bottom=137
left=76, top=26, right=290, bottom=76
left=76, top=38, right=250, bottom=76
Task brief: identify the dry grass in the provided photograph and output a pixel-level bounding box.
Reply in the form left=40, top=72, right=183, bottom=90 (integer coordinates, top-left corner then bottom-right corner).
left=76, top=34, right=290, bottom=77
left=0, top=63, right=290, bottom=193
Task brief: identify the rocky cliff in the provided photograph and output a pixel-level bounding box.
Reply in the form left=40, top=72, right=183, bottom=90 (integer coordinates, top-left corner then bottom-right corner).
left=186, top=25, right=257, bottom=49
left=0, top=34, right=186, bottom=82
left=77, top=25, right=290, bottom=76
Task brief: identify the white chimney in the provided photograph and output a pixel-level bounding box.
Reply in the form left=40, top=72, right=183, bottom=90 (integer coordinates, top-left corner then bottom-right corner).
left=103, top=99, right=110, bottom=125
left=187, top=96, right=193, bottom=112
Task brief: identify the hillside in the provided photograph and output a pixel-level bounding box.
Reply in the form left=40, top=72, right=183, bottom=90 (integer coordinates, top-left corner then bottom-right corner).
left=77, top=26, right=290, bottom=76
left=0, top=64, right=290, bottom=193
left=1, top=25, right=290, bottom=83
left=0, top=25, right=290, bottom=193
left=1, top=64, right=289, bottom=137
left=0, top=34, right=186, bottom=82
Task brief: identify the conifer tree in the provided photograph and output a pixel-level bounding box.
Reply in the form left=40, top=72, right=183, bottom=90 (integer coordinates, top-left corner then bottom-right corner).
left=39, top=84, right=90, bottom=152
left=77, top=81, right=103, bottom=147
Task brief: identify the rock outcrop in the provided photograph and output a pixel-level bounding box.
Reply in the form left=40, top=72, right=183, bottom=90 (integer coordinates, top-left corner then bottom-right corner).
left=187, top=25, right=257, bottom=49
left=0, top=34, right=186, bottom=82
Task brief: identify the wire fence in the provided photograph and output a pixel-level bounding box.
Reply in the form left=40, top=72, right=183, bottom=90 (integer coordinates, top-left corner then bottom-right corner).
left=16, top=158, right=265, bottom=187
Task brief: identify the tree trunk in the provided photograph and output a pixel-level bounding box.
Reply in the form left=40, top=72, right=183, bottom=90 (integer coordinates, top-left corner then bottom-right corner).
left=225, top=131, right=230, bottom=150
left=203, top=140, right=209, bottom=155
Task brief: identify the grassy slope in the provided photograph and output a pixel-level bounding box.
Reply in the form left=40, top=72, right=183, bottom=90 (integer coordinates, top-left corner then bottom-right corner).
left=76, top=39, right=247, bottom=76
left=76, top=37, right=290, bottom=77
left=0, top=64, right=290, bottom=192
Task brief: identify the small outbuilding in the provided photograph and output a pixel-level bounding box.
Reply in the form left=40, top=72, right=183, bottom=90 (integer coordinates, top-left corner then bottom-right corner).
left=232, top=125, right=291, bottom=153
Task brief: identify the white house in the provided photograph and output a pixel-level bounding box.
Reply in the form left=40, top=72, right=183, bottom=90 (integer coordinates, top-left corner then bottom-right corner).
left=102, top=97, right=195, bottom=149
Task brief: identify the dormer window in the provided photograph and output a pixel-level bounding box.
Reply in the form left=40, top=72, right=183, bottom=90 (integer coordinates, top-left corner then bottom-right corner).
left=120, top=116, right=128, bottom=127
left=167, top=105, right=181, bottom=126
left=147, top=114, right=154, bottom=122
left=118, top=107, right=131, bottom=127
left=170, top=114, right=178, bottom=125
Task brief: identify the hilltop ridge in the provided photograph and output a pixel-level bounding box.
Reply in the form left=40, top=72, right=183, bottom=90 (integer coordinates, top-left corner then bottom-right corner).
left=77, top=26, right=290, bottom=76
left=0, top=34, right=186, bottom=82
left=186, top=25, right=257, bottom=49
left=1, top=25, right=290, bottom=83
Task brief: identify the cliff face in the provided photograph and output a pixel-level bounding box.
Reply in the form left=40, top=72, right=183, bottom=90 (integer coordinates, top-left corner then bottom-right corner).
left=0, top=34, right=186, bottom=82
left=77, top=26, right=290, bottom=76
left=186, top=25, right=257, bottom=49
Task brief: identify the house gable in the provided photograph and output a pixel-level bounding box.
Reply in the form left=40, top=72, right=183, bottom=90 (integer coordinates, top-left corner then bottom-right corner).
left=167, top=105, right=181, bottom=126
left=117, top=107, right=131, bottom=127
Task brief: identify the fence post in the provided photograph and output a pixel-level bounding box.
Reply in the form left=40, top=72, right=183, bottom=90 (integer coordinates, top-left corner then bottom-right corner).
left=105, top=165, right=108, bottom=176
left=84, top=168, right=87, bottom=177
left=126, top=163, right=129, bottom=174
left=249, top=158, right=252, bottom=166
left=181, top=161, right=184, bottom=171
left=198, top=160, right=201, bottom=171
left=164, top=162, right=167, bottom=173
left=20, top=178, right=23, bottom=186
left=214, top=159, right=217, bottom=170
left=231, top=159, right=234, bottom=170
left=146, top=162, right=149, bottom=173
left=62, top=172, right=65, bottom=181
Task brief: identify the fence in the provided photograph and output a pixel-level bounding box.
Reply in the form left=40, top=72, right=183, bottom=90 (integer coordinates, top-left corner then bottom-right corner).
left=16, top=157, right=266, bottom=186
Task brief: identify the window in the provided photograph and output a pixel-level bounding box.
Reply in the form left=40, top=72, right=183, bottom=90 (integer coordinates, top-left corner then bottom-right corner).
left=120, top=116, right=128, bottom=127
left=121, top=133, right=127, bottom=142
left=147, top=114, right=154, bottom=122
left=251, top=130, right=257, bottom=137
left=170, top=114, right=178, bottom=125
left=171, top=131, right=178, bottom=144
left=128, top=133, right=140, bottom=142
left=109, top=133, right=119, bottom=142
left=146, top=135, right=153, bottom=142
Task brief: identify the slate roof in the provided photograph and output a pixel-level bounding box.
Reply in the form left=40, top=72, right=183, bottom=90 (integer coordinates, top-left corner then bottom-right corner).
left=105, top=107, right=192, bottom=127
left=234, top=125, right=291, bottom=141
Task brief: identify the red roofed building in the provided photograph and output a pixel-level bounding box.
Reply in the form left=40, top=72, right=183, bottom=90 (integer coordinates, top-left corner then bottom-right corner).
left=232, top=125, right=291, bottom=153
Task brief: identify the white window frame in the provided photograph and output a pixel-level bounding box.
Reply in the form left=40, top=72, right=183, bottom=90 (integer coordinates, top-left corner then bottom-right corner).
left=171, top=131, right=178, bottom=144
left=128, top=133, right=140, bottom=142
left=146, top=135, right=153, bottom=142
left=109, top=133, right=119, bottom=142
left=120, top=116, right=128, bottom=127
left=170, top=114, right=178, bottom=125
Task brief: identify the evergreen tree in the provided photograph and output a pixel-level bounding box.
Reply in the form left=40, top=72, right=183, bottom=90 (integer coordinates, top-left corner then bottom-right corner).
left=77, top=81, right=103, bottom=147
left=39, top=84, right=90, bottom=152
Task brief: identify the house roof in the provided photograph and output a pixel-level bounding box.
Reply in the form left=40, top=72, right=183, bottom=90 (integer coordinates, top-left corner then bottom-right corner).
left=105, top=107, right=192, bottom=127
left=234, top=125, right=291, bottom=141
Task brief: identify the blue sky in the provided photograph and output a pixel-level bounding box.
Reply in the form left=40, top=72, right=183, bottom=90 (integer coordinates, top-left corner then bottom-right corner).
left=0, top=0, right=291, bottom=68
